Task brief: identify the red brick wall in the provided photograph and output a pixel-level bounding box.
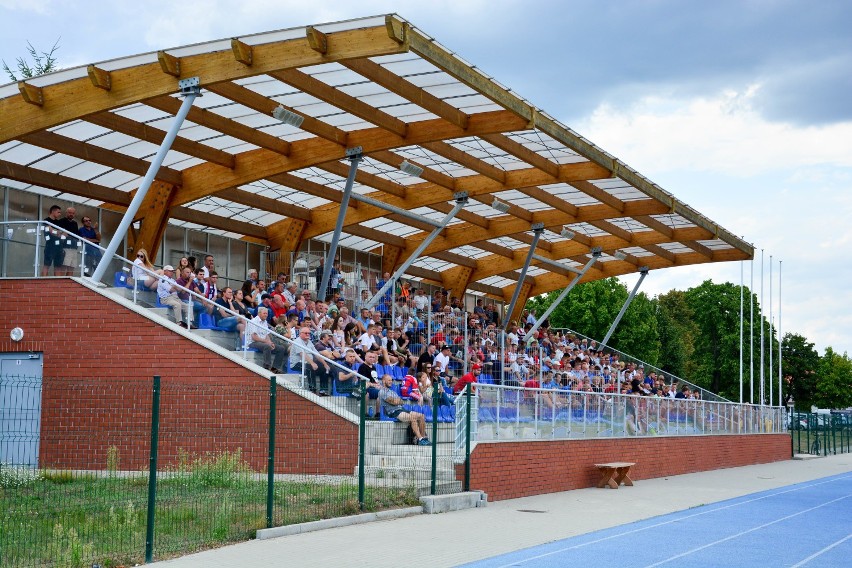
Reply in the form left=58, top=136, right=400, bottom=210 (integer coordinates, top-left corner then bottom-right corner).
left=459, top=434, right=791, bottom=501
left=1, top=279, right=357, bottom=474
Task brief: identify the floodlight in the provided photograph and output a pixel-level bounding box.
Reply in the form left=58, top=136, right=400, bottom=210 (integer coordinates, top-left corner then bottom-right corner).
left=492, top=199, right=510, bottom=213
left=399, top=160, right=424, bottom=178
left=272, top=106, right=305, bottom=128
left=560, top=227, right=575, bottom=240
left=614, top=250, right=628, bottom=260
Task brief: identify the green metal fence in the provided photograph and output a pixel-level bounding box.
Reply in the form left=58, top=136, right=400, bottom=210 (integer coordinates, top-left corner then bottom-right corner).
left=0, top=374, right=472, bottom=567
left=789, top=412, right=852, bottom=456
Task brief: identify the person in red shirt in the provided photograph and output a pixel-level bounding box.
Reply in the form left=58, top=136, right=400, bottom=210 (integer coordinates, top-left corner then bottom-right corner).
left=453, top=363, right=481, bottom=395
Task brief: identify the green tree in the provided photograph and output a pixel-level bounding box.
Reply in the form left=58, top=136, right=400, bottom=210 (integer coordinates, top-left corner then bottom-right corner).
left=656, top=290, right=698, bottom=378
left=684, top=280, right=746, bottom=398
left=3, top=39, right=60, bottom=81
left=781, top=332, right=820, bottom=411
left=814, top=347, right=852, bottom=409
left=526, top=278, right=660, bottom=365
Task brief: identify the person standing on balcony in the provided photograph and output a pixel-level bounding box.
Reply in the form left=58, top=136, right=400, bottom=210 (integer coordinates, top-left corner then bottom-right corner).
left=78, top=215, right=101, bottom=276
left=55, top=206, right=79, bottom=276
left=41, top=205, right=64, bottom=276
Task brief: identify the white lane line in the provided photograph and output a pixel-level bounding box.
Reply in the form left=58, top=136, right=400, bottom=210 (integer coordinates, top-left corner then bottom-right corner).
left=490, top=474, right=852, bottom=568
left=789, top=533, right=852, bottom=568
left=642, top=494, right=852, bottom=568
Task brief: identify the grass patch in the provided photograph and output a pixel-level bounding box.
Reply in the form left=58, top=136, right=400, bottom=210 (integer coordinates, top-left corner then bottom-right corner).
left=1, top=451, right=419, bottom=567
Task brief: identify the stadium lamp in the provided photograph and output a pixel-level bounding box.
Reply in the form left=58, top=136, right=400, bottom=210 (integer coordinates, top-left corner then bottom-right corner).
left=492, top=199, right=511, bottom=213
left=613, top=250, right=628, bottom=260
left=399, top=160, right=424, bottom=178
left=560, top=227, right=575, bottom=240
left=272, top=105, right=305, bottom=128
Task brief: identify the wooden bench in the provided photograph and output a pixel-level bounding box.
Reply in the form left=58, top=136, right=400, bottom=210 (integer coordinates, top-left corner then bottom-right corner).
left=595, top=462, right=635, bottom=489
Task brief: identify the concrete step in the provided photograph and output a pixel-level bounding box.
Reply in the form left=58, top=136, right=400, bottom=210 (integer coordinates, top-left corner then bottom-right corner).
left=193, top=328, right=240, bottom=350
left=357, top=464, right=459, bottom=482
left=105, top=286, right=159, bottom=307
left=363, top=453, right=456, bottom=471
left=365, top=422, right=456, bottom=448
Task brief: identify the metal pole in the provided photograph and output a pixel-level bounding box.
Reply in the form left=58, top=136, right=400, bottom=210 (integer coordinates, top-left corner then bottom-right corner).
left=739, top=260, right=744, bottom=404
left=778, top=260, right=783, bottom=407
left=769, top=255, right=773, bottom=406
left=366, top=194, right=468, bottom=309
left=319, top=149, right=362, bottom=299
left=504, top=224, right=544, bottom=330
left=464, top=382, right=472, bottom=492
left=430, top=381, right=439, bottom=495
left=145, top=375, right=161, bottom=564
left=749, top=257, right=754, bottom=404
left=760, top=249, right=765, bottom=405
left=93, top=79, right=200, bottom=283
left=266, top=378, right=277, bottom=529
left=600, top=267, right=648, bottom=349
left=357, top=377, right=367, bottom=511
left=525, top=249, right=602, bottom=341
left=34, top=222, right=41, bottom=277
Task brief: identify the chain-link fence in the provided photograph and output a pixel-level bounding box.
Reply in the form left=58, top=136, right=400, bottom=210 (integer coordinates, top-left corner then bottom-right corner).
left=0, top=374, right=472, bottom=567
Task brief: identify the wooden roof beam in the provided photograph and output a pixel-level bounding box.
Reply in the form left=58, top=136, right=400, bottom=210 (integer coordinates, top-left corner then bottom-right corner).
left=368, top=149, right=457, bottom=190
left=266, top=172, right=359, bottom=208
left=479, top=133, right=560, bottom=178
left=641, top=243, right=677, bottom=264
left=342, top=58, right=469, bottom=130
left=683, top=240, right=715, bottom=259
left=145, top=95, right=292, bottom=156
left=569, top=179, right=625, bottom=213
left=214, top=187, right=312, bottom=221
left=473, top=195, right=533, bottom=222
left=207, top=81, right=348, bottom=146
left=588, top=219, right=634, bottom=244
left=271, top=68, right=408, bottom=138
left=319, top=159, right=407, bottom=198
left=428, top=250, right=477, bottom=269
left=421, top=140, right=506, bottom=184
left=518, top=186, right=579, bottom=218
left=86, top=111, right=236, bottom=169
left=341, top=223, right=406, bottom=248
left=513, top=231, right=553, bottom=252
left=0, top=159, right=131, bottom=205
left=634, top=214, right=674, bottom=238
left=471, top=240, right=515, bottom=259
left=19, top=130, right=183, bottom=186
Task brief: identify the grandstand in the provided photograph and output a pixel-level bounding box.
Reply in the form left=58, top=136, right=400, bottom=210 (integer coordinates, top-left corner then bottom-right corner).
left=0, top=13, right=789, bottom=565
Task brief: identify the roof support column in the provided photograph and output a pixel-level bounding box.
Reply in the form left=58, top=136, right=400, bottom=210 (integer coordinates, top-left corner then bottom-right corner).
left=132, top=180, right=176, bottom=259
left=600, top=267, right=649, bottom=350
left=92, top=77, right=201, bottom=282
left=318, top=147, right=362, bottom=298
left=504, top=223, right=544, bottom=332
left=367, top=192, right=469, bottom=310
left=525, top=248, right=603, bottom=343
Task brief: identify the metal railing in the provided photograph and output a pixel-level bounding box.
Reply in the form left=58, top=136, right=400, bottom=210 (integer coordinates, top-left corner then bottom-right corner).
left=472, top=383, right=785, bottom=441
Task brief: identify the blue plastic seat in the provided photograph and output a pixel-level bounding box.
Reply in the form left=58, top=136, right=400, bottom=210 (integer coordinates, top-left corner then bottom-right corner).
left=198, top=312, right=228, bottom=331
left=114, top=271, right=132, bottom=288
left=478, top=407, right=496, bottom=422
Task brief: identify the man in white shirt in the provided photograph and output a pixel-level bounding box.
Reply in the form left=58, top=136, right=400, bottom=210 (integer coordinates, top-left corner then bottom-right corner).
left=412, top=288, right=429, bottom=315
left=157, top=265, right=192, bottom=327
left=433, top=344, right=452, bottom=376
left=246, top=306, right=279, bottom=371
left=290, top=325, right=329, bottom=395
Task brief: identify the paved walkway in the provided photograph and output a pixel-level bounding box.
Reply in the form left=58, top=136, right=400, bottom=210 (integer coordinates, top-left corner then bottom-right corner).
left=153, top=454, right=852, bottom=568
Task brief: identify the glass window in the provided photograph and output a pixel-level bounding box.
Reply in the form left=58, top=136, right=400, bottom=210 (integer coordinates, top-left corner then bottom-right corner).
left=228, top=240, right=247, bottom=285
left=164, top=224, right=187, bottom=268
left=7, top=188, right=39, bottom=222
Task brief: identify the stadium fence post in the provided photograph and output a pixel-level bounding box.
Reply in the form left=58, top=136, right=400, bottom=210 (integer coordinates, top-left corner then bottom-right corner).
left=145, top=375, right=161, bottom=564
left=267, top=377, right=277, bottom=528
left=358, top=377, right=367, bottom=510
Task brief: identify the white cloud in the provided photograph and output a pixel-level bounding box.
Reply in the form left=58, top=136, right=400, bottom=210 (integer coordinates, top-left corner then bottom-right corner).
left=578, top=85, right=852, bottom=177
left=0, top=0, right=53, bottom=14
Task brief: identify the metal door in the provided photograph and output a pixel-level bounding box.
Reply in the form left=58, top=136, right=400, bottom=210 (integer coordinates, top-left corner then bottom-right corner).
left=0, top=352, right=43, bottom=466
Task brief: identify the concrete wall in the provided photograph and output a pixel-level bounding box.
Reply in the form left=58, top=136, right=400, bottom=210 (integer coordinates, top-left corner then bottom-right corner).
left=459, top=434, right=791, bottom=501
left=0, top=278, right=357, bottom=474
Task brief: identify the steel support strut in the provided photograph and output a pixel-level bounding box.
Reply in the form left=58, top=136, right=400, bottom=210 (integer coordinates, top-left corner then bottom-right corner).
left=319, top=147, right=362, bottom=299
left=504, top=223, right=544, bottom=331
left=600, top=267, right=649, bottom=349
left=525, top=248, right=602, bottom=342
left=366, top=193, right=469, bottom=310
left=92, top=78, right=201, bottom=283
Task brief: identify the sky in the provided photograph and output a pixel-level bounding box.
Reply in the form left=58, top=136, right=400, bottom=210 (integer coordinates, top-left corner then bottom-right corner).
left=2, top=0, right=851, bottom=355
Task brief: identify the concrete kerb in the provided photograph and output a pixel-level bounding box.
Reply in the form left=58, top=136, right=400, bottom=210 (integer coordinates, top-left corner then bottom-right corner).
left=256, top=506, right=423, bottom=539
left=256, top=491, right=487, bottom=540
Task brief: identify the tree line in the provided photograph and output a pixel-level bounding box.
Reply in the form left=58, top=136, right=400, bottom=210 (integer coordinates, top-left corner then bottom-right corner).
left=526, top=278, right=852, bottom=411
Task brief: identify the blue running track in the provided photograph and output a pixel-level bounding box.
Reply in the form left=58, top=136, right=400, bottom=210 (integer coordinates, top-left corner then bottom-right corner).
left=461, top=473, right=852, bottom=568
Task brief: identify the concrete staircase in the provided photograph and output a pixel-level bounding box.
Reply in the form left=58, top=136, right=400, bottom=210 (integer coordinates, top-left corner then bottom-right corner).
left=99, top=281, right=462, bottom=494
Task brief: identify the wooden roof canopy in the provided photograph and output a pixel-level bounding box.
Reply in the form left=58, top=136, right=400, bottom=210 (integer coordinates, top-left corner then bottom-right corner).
left=0, top=14, right=752, bottom=309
